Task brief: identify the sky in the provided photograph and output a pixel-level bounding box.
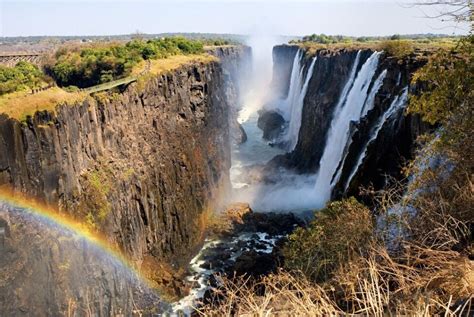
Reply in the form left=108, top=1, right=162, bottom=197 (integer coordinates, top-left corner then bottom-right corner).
left=0, top=0, right=469, bottom=37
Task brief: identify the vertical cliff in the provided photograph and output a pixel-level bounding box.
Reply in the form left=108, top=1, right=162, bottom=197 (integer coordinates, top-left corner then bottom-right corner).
left=0, top=51, right=244, bottom=267
left=270, top=45, right=300, bottom=99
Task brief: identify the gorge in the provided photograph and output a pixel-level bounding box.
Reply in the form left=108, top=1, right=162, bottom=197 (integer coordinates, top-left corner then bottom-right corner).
left=0, top=40, right=432, bottom=315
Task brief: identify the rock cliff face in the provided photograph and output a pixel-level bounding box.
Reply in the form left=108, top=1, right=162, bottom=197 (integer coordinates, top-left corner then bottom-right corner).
left=210, top=46, right=251, bottom=148
left=270, top=45, right=430, bottom=199
left=0, top=50, right=244, bottom=267
left=271, top=45, right=300, bottom=99
left=0, top=205, right=164, bottom=316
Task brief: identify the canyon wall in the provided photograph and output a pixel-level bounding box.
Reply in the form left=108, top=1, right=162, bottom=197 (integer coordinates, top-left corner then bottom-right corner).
left=271, top=45, right=300, bottom=99
left=0, top=48, right=245, bottom=267
left=271, top=45, right=430, bottom=200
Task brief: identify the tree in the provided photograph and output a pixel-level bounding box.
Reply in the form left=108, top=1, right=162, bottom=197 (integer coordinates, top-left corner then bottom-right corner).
left=413, top=0, right=473, bottom=24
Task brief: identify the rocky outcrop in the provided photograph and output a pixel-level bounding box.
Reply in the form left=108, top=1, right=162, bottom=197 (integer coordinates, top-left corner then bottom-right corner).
left=210, top=46, right=251, bottom=147
left=270, top=45, right=430, bottom=199
left=230, top=119, right=247, bottom=145
left=257, top=109, right=285, bottom=141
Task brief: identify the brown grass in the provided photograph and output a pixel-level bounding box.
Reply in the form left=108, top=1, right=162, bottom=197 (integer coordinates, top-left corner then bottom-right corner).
left=199, top=245, right=473, bottom=316
left=196, top=271, right=341, bottom=317
left=132, top=54, right=217, bottom=77
left=299, top=38, right=457, bottom=57
left=0, top=87, right=87, bottom=121
left=199, top=167, right=473, bottom=316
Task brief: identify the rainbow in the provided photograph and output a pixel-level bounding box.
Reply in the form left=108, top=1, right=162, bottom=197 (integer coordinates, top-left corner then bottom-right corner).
left=0, top=188, right=153, bottom=287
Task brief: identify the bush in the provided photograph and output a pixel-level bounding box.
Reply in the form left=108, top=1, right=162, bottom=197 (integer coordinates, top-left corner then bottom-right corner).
left=302, top=33, right=352, bottom=44
left=46, top=37, right=204, bottom=88
left=283, top=197, right=373, bottom=282
left=407, top=35, right=473, bottom=254
left=379, top=39, right=414, bottom=58
left=0, top=61, right=46, bottom=95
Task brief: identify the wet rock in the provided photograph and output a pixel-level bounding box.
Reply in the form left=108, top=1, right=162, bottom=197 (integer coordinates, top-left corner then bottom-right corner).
left=232, top=250, right=277, bottom=277
left=231, top=119, right=247, bottom=145
left=271, top=45, right=301, bottom=99
left=224, top=202, right=252, bottom=224
left=257, top=109, right=285, bottom=141
left=0, top=207, right=165, bottom=316
left=238, top=212, right=303, bottom=235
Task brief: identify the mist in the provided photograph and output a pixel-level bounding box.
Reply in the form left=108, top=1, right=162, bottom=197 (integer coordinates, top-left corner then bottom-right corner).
left=230, top=33, right=326, bottom=213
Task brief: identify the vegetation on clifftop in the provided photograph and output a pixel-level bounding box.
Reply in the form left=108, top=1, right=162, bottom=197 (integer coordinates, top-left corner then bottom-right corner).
left=0, top=61, right=50, bottom=95
left=45, top=37, right=204, bottom=88
left=0, top=37, right=218, bottom=121
left=297, top=34, right=457, bottom=58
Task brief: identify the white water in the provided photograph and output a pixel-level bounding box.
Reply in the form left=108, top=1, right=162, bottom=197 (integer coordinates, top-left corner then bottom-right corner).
left=231, top=45, right=318, bottom=209
left=360, top=69, right=387, bottom=117
left=331, top=67, right=387, bottom=189
left=344, top=88, right=409, bottom=191
left=283, top=54, right=317, bottom=151
left=313, top=51, right=383, bottom=206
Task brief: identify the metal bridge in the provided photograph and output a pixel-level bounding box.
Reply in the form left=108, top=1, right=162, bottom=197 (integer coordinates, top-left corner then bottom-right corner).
left=0, top=53, right=43, bottom=67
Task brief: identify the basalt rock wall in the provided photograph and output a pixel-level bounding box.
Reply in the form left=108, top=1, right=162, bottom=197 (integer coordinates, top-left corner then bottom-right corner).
left=0, top=49, right=246, bottom=267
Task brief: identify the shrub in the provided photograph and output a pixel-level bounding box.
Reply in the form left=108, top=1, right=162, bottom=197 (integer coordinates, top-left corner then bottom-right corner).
left=46, top=37, right=204, bottom=88
left=0, top=61, right=46, bottom=95
left=283, top=197, right=373, bottom=283
left=379, top=39, right=414, bottom=58
left=408, top=36, right=473, bottom=253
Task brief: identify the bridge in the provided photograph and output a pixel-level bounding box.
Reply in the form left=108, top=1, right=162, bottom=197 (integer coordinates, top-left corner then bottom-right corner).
left=0, top=54, right=43, bottom=67
left=82, top=60, right=150, bottom=94
left=83, top=76, right=138, bottom=94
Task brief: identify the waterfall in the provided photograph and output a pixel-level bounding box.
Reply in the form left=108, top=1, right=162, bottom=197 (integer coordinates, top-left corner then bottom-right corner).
left=277, top=49, right=317, bottom=151
left=313, top=51, right=383, bottom=204
left=343, top=88, right=409, bottom=191
left=331, top=67, right=387, bottom=188
left=360, top=69, right=387, bottom=117
left=284, top=56, right=317, bottom=151
left=282, top=49, right=303, bottom=118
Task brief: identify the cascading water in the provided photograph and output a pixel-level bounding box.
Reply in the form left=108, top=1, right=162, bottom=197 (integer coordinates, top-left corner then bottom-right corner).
left=360, top=69, right=387, bottom=117
left=231, top=46, right=317, bottom=200
left=283, top=53, right=317, bottom=151
left=343, top=88, right=409, bottom=190
left=331, top=67, right=387, bottom=188
left=313, top=51, right=383, bottom=205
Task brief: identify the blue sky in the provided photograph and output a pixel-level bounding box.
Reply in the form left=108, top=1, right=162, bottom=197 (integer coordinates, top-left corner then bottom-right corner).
left=0, top=0, right=469, bottom=37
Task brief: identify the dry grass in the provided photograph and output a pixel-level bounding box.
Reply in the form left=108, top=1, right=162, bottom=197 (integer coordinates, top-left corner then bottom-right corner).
left=132, top=54, right=217, bottom=77
left=199, top=245, right=473, bottom=316
left=196, top=271, right=341, bottom=317
left=299, top=38, right=457, bottom=57
left=0, top=87, right=87, bottom=121
left=199, top=168, right=473, bottom=316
